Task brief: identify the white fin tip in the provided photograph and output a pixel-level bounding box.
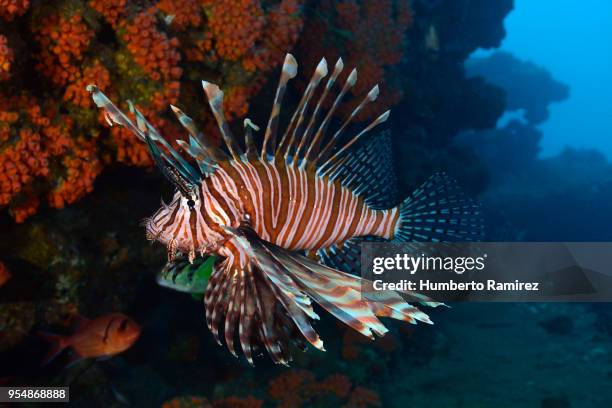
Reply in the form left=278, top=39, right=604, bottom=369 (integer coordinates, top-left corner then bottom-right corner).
left=367, top=85, right=380, bottom=101
left=376, top=110, right=390, bottom=124
left=347, top=68, right=357, bottom=85
left=283, top=53, right=298, bottom=78
left=334, top=57, right=344, bottom=73
left=202, top=80, right=224, bottom=106
left=315, top=57, right=328, bottom=76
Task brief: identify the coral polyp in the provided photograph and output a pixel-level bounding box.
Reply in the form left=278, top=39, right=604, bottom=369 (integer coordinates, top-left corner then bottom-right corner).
left=0, top=35, right=13, bottom=81
left=0, top=0, right=29, bottom=21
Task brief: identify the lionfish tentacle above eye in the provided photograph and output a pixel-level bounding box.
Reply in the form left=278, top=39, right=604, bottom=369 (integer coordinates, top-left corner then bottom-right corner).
left=88, top=53, right=483, bottom=366
left=243, top=119, right=260, bottom=160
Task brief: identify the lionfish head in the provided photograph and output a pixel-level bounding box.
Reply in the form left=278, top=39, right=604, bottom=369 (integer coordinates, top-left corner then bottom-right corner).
left=138, top=119, right=207, bottom=263
left=86, top=84, right=222, bottom=264
left=143, top=186, right=205, bottom=263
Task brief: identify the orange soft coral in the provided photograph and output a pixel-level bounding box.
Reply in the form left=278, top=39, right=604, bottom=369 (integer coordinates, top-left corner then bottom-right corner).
left=47, top=138, right=102, bottom=209
left=0, top=95, right=103, bottom=222
left=196, top=0, right=304, bottom=119
left=156, top=0, right=201, bottom=31
left=161, top=396, right=212, bottom=408
left=0, top=0, right=29, bottom=21
left=34, top=13, right=94, bottom=87
left=161, top=395, right=262, bottom=408
left=0, top=109, right=18, bottom=143
left=0, top=0, right=306, bottom=222
left=269, top=370, right=380, bottom=408
left=9, top=194, right=39, bottom=223
left=242, top=0, right=304, bottom=73
left=0, top=128, right=49, bottom=207
left=298, top=0, right=412, bottom=121
left=64, top=61, right=111, bottom=108
left=212, top=396, right=263, bottom=408
left=108, top=125, right=152, bottom=167
left=0, top=35, right=13, bottom=81
left=203, top=0, right=265, bottom=61
left=223, top=86, right=250, bottom=121
left=89, top=0, right=127, bottom=28
left=269, top=369, right=315, bottom=407
left=121, top=9, right=182, bottom=82
left=311, top=374, right=352, bottom=399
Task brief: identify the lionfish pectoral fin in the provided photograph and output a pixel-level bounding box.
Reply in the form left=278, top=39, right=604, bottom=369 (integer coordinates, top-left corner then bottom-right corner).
left=318, top=236, right=381, bottom=275
left=235, top=227, right=436, bottom=338
left=206, top=226, right=325, bottom=365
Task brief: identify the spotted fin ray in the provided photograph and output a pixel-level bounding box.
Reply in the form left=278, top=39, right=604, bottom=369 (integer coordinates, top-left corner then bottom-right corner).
left=87, top=54, right=390, bottom=192
left=204, top=225, right=436, bottom=366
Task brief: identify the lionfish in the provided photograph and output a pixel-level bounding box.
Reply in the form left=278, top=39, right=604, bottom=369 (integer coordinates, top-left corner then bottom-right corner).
left=87, top=54, right=481, bottom=365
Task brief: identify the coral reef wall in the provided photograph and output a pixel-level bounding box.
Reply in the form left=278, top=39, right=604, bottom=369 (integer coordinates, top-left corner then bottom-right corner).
left=0, top=0, right=304, bottom=222
left=0, top=0, right=512, bottom=222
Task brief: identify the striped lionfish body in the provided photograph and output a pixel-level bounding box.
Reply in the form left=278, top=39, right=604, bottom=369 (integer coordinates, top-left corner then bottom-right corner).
left=153, top=159, right=399, bottom=256
left=88, top=54, right=482, bottom=365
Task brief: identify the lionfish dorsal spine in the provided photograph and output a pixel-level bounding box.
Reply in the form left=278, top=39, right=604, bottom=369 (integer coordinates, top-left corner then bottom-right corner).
left=129, top=101, right=200, bottom=184
left=318, top=109, right=390, bottom=175
left=295, top=57, right=345, bottom=169
left=276, top=57, right=328, bottom=162
left=88, top=53, right=393, bottom=201
left=261, top=53, right=298, bottom=161
left=304, top=66, right=356, bottom=167
left=171, top=103, right=229, bottom=164
left=202, top=81, right=243, bottom=161
left=316, top=83, right=380, bottom=168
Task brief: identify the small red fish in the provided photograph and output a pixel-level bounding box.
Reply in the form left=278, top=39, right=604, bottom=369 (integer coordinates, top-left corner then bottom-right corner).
left=40, top=313, right=141, bottom=365
left=0, top=261, right=10, bottom=287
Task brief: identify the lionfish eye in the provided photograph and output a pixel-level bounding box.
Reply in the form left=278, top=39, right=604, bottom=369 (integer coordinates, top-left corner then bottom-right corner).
left=187, top=199, right=195, bottom=209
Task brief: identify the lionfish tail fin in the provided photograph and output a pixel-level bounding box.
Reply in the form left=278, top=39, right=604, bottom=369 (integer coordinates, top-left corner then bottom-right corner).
left=394, top=172, right=484, bottom=242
